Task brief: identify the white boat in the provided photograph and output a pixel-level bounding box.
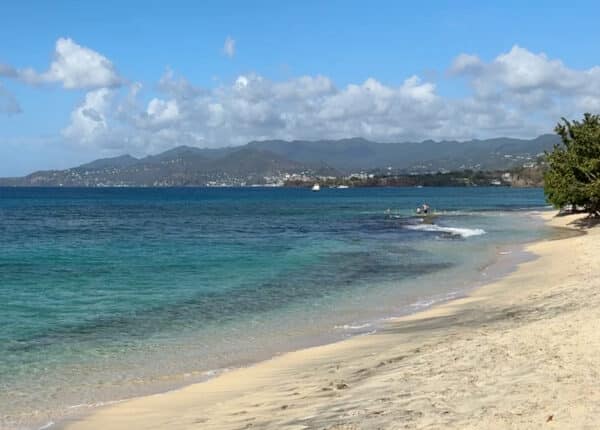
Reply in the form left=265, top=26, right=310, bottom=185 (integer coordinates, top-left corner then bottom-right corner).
left=337, top=185, right=349, bottom=189
left=311, top=183, right=321, bottom=192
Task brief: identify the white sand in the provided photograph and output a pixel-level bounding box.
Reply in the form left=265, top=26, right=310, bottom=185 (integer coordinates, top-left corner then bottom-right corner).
left=63, top=212, right=600, bottom=429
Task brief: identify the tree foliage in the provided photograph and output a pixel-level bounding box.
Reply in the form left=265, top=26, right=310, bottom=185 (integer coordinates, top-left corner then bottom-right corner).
left=544, top=113, right=600, bottom=215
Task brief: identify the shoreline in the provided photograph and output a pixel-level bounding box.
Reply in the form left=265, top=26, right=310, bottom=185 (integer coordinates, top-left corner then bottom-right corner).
left=55, top=210, right=600, bottom=430
left=1, top=209, right=548, bottom=430
left=40, top=213, right=540, bottom=429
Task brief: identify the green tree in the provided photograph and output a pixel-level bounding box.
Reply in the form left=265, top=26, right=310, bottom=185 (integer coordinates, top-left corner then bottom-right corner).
left=544, top=113, right=600, bottom=215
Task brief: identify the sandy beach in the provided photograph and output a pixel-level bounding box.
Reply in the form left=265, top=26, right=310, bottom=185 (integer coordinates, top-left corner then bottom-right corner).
left=61, top=212, right=600, bottom=430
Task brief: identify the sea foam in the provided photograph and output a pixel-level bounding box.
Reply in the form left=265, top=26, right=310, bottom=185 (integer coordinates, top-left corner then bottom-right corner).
left=334, top=323, right=372, bottom=330
left=404, top=224, right=486, bottom=238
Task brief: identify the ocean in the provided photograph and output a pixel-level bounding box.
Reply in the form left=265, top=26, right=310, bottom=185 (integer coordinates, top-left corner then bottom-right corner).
left=0, top=187, right=554, bottom=429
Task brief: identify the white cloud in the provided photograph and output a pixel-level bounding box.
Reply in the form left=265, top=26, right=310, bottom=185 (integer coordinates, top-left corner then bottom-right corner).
left=62, top=70, right=452, bottom=151
left=223, top=36, right=236, bottom=58
left=445, top=45, right=600, bottom=139
left=449, top=53, right=483, bottom=75
left=14, top=38, right=122, bottom=89
left=451, top=45, right=600, bottom=103
left=146, top=98, right=180, bottom=125
left=62, top=88, right=113, bottom=143
left=45, top=45, right=600, bottom=154
left=0, top=38, right=122, bottom=115
left=4, top=40, right=600, bottom=152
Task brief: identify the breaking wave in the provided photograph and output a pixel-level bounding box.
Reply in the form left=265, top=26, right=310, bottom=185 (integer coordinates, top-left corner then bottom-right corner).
left=404, top=224, right=486, bottom=238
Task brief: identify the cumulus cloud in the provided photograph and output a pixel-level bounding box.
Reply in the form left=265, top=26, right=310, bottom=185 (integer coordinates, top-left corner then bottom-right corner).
left=449, top=53, right=483, bottom=75
left=146, top=98, right=180, bottom=125
left=223, top=36, right=236, bottom=58
left=0, top=37, right=123, bottom=115
left=62, top=88, right=113, bottom=143
left=32, top=44, right=600, bottom=153
left=445, top=45, right=600, bottom=137
left=62, top=70, right=451, bottom=151
left=451, top=45, right=600, bottom=106
left=11, top=38, right=122, bottom=89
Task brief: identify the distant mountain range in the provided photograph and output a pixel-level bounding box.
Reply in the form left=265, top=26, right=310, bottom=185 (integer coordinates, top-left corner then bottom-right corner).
left=248, top=135, right=558, bottom=171
left=0, top=135, right=560, bottom=187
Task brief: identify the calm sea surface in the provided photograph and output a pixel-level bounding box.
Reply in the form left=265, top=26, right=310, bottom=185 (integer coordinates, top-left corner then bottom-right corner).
left=0, top=187, right=554, bottom=429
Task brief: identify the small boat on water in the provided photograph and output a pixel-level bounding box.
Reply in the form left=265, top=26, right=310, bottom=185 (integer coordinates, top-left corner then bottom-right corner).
left=311, top=183, right=321, bottom=192
left=337, top=185, right=349, bottom=189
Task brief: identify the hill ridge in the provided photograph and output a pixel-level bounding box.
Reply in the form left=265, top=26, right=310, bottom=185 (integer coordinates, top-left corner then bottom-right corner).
left=0, top=135, right=559, bottom=187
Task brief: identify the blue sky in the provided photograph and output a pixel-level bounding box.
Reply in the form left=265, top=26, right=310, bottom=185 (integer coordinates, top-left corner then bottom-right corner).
left=2, top=0, right=600, bottom=175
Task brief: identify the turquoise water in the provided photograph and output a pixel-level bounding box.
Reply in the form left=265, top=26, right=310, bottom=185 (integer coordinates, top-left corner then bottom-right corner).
left=0, top=187, right=552, bottom=429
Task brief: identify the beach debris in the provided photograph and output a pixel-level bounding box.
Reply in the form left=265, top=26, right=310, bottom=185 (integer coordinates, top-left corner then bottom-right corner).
left=546, top=414, right=553, bottom=422
left=336, top=383, right=349, bottom=390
